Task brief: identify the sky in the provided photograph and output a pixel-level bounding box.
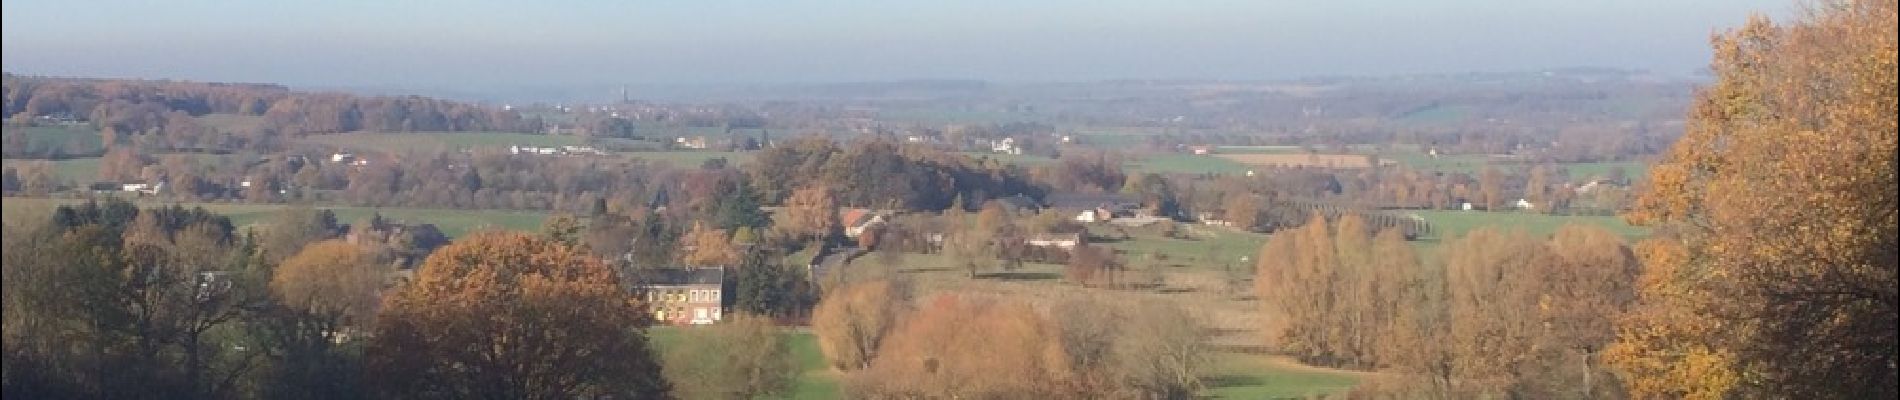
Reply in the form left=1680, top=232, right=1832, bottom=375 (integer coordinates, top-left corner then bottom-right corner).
left=2, top=0, right=1790, bottom=87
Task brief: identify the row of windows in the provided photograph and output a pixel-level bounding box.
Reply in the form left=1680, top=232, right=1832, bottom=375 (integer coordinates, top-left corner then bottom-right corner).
left=654, top=307, right=722, bottom=322
left=646, top=288, right=720, bottom=303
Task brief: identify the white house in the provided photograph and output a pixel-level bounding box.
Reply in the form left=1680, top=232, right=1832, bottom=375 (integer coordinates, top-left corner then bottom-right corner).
left=1025, top=233, right=1083, bottom=250
left=1514, top=198, right=1536, bottom=210
left=989, top=138, right=1022, bottom=155
left=1075, top=209, right=1107, bottom=223
left=330, top=153, right=356, bottom=164
left=121, top=182, right=164, bottom=195
left=1461, top=202, right=1475, bottom=211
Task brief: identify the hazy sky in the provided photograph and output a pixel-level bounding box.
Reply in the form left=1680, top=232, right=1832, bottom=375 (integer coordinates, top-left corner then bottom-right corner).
left=3, top=0, right=1788, bottom=87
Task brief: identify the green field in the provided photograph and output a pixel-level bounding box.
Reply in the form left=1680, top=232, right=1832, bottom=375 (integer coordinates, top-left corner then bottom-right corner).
left=1560, top=161, right=1648, bottom=182
left=1383, top=151, right=1498, bottom=174
left=2, top=157, right=101, bottom=184
left=1409, top=210, right=1647, bottom=242
left=1203, top=353, right=1363, bottom=399
left=1212, top=145, right=1304, bottom=154
left=296, top=132, right=585, bottom=153
left=1091, top=223, right=1265, bottom=271
left=649, top=327, right=839, bottom=400
left=1127, top=154, right=1252, bottom=174
left=1393, top=104, right=1477, bottom=123
left=0, top=197, right=549, bottom=238
left=3, top=125, right=104, bottom=155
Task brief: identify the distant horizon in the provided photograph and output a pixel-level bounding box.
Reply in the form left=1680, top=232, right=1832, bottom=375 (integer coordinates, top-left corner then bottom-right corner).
left=3, top=65, right=1704, bottom=103
left=4, top=0, right=1783, bottom=90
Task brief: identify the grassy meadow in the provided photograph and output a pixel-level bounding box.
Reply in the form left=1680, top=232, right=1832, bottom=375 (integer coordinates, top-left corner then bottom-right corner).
left=295, top=132, right=586, bottom=153
left=648, top=327, right=840, bottom=400
left=0, top=197, right=549, bottom=238
left=3, top=125, right=104, bottom=155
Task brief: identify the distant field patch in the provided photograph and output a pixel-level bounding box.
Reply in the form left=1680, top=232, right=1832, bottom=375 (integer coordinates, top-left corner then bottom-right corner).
left=2, top=125, right=104, bottom=155
left=3, top=158, right=101, bottom=183
left=1394, top=104, right=1476, bottom=123
left=296, top=132, right=584, bottom=153
left=1560, top=161, right=1648, bottom=182
left=0, top=197, right=547, bottom=238
left=1215, top=153, right=1390, bottom=169
left=1129, top=154, right=1253, bottom=174
left=1211, top=145, right=1303, bottom=154
left=1410, top=210, right=1647, bottom=242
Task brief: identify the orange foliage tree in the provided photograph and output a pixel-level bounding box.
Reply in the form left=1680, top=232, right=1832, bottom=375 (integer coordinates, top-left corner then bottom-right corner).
left=811, top=279, right=911, bottom=371
left=845, top=294, right=1070, bottom=399
left=1608, top=1, right=1897, bottom=398
left=365, top=232, right=668, bottom=399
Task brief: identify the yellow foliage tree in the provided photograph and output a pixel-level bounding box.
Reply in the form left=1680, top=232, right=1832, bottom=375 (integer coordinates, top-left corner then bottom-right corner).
left=365, top=232, right=668, bottom=399
left=1611, top=1, right=1897, bottom=397
left=680, top=222, right=740, bottom=266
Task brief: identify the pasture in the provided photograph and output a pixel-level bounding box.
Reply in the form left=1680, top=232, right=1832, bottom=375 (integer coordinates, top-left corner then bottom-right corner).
left=0, top=197, right=549, bottom=238
left=1216, top=153, right=1391, bottom=169
left=2, top=125, right=104, bottom=155
left=1127, top=154, right=1253, bottom=174
left=1408, top=209, right=1647, bottom=242
left=3, top=157, right=101, bottom=184
left=648, top=327, right=840, bottom=400
left=295, top=132, right=585, bottom=153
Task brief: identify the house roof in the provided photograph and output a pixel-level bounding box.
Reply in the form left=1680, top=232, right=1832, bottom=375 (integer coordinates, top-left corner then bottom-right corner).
left=638, top=267, right=724, bottom=286
left=1044, top=192, right=1138, bottom=209
left=841, top=208, right=876, bottom=228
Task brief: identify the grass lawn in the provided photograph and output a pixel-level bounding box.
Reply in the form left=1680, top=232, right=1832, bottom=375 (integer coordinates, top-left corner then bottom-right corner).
left=296, top=132, right=585, bottom=153
left=0, top=197, right=549, bottom=238
left=649, top=327, right=839, bottom=400
left=1202, top=352, right=1363, bottom=399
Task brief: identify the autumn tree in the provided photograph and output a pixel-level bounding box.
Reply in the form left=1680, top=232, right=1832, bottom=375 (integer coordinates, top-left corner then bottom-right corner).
left=662, top=314, right=796, bottom=400
left=810, top=279, right=910, bottom=371
left=1609, top=1, right=1898, bottom=397
left=1223, top=192, right=1263, bottom=231
left=1065, top=244, right=1117, bottom=287
left=1051, top=295, right=1210, bottom=398
left=261, top=239, right=387, bottom=400
left=1477, top=166, right=1504, bottom=210
left=365, top=232, right=668, bottom=400
left=776, top=185, right=840, bottom=242
left=257, top=206, right=341, bottom=263
left=680, top=222, right=740, bottom=266
left=845, top=294, right=1069, bottom=399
